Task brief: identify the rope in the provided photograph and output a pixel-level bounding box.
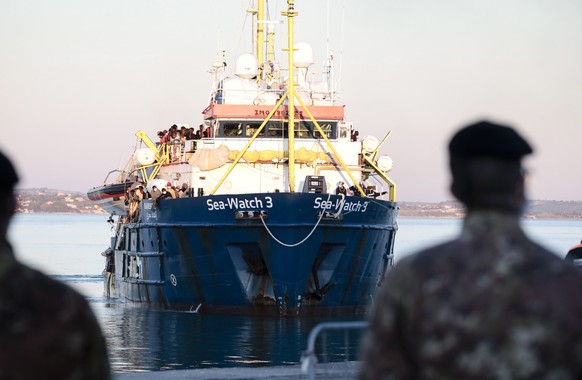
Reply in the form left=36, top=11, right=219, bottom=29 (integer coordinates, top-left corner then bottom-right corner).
left=334, top=193, right=346, bottom=217
left=259, top=193, right=335, bottom=247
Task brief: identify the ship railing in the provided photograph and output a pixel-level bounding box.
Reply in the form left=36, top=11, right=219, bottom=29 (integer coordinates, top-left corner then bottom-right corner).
left=101, top=169, right=131, bottom=186
left=154, top=139, right=200, bottom=164
left=216, top=87, right=285, bottom=105
left=300, top=321, right=368, bottom=380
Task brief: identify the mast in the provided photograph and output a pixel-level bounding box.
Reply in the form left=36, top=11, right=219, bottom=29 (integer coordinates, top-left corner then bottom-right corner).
left=257, top=0, right=265, bottom=70
left=211, top=0, right=380, bottom=199
left=283, top=0, right=297, bottom=192
left=267, top=23, right=275, bottom=62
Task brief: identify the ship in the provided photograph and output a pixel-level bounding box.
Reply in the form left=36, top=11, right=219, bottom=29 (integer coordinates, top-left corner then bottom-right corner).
left=91, top=0, right=398, bottom=315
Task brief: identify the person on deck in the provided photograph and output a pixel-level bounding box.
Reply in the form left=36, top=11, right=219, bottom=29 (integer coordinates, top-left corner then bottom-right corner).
left=130, top=175, right=142, bottom=191
left=167, top=129, right=182, bottom=162
left=179, top=183, right=189, bottom=198
left=359, top=120, right=582, bottom=380
left=127, top=189, right=141, bottom=221
left=0, top=150, right=111, bottom=379
left=165, top=182, right=176, bottom=199
left=135, top=186, right=145, bottom=201
left=179, top=126, right=188, bottom=142
left=158, top=188, right=168, bottom=200
left=157, top=130, right=166, bottom=143
left=187, top=127, right=195, bottom=140
left=349, top=183, right=367, bottom=197
left=150, top=185, right=161, bottom=202
left=335, top=181, right=347, bottom=196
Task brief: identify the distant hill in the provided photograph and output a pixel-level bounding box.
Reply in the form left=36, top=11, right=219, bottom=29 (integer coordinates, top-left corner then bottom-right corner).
left=14, top=188, right=582, bottom=218
left=15, top=188, right=105, bottom=214
left=398, top=200, right=582, bottom=219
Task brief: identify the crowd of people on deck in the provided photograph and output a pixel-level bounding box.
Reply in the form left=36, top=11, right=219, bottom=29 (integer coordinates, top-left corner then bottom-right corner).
left=156, top=124, right=211, bottom=144
left=334, top=181, right=388, bottom=198
left=125, top=176, right=190, bottom=221
left=155, top=124, right=212, bottom=163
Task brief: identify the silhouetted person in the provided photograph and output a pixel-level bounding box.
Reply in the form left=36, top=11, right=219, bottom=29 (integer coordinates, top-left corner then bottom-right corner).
left=359, top=120, right=582, bottom=379
left=0, top=150, right=110, bottom=379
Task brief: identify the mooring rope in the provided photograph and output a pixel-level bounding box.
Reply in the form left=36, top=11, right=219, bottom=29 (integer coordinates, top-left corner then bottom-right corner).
left=259, top=193, right=338, bottom=247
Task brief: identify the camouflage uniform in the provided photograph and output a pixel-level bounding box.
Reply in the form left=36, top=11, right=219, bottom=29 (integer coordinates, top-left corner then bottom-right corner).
left=359, top=211, right=582, bottom=379
left=0, top=242, right=111, bottom=380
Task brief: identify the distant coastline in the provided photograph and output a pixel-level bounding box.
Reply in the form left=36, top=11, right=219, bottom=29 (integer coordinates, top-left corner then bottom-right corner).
left=15, top=188, right=106, bottom=214
left=398, top=201, right=582, bottom=219
left=14, top=188, right=582, bottom=219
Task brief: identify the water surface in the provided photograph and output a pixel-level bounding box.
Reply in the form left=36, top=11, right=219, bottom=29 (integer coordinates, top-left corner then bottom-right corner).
left=8, top=214, right=582, bottom=372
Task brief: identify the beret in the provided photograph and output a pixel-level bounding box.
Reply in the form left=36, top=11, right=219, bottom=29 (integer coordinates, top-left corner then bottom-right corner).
left=0, top=150, right=19, bottom=192
left=448, top=120, right=533, bottom=160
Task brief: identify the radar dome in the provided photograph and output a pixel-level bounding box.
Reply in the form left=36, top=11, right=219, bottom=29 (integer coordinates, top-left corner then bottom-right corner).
left=377, top=155, right=393, bottom=172
left=361, top=136, right=379, bottom=153
left=294, top=42, right=313, bottom=68
left=135, top=148, right=156, bottom=165
left=235, top=54, right=258, bottom=79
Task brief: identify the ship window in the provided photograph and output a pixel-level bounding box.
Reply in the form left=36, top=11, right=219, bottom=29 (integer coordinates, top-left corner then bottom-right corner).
left=294, top=121, right=336, bottom=139
left=266, top=121, right=287, bottom=138
left=222, top=122, right=243, bottom=137
left=294, top=121, right=310, bottom=138
left=217, top=120, right=335, bottom=139
left=244, top=123, right=265, bottom=137
left=315, top=122, right=334, bottom=139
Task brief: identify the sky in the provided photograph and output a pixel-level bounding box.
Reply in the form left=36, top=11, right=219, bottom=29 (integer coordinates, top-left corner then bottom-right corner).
left=1, top=0, right=581, bottom=202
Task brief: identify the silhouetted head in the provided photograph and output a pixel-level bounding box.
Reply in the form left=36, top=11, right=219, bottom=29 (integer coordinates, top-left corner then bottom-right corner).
left=448, top=120, right=533, bottom=214
left=0, top=150, right=19, bottom=241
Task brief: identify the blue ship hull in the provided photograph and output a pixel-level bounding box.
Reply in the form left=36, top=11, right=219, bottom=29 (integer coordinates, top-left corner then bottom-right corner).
left=106, top=192, right=397, bottom=315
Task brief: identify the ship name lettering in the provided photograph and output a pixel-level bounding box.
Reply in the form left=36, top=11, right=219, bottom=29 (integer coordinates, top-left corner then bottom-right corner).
left=342, top=200, right=369, bottom=212
left=313, top=197, right=334, bottom=210
left=207, top=199, right=227, bottom=210
left=313, top=197, right=369, bottom=213
left=207, top=196, right=274, bottom=211
left=227, top=197, right=264, bottom=209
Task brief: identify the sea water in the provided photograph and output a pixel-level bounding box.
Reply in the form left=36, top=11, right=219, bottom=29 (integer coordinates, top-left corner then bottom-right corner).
left=7, top=214, right=582, bottom=373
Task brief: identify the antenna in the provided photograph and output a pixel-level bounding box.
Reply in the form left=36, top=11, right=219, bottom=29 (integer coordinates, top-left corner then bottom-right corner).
left=324, top=0, right=335, bottom=103
left=337, top=0, right=348, bottom=96
left=326, top=0, right=330, bottom=59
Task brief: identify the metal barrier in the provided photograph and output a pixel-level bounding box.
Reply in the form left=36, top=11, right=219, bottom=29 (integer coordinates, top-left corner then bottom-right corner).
left=300, top=321, right=368, bottom=380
